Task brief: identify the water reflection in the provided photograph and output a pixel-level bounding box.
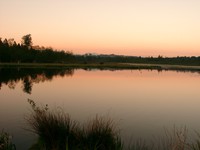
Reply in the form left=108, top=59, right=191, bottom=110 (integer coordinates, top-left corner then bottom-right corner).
left=0, top=67, right=200, bottom=149
left=0, top=68, right=74, bottom=94
left=0, top=67, right=199, bottom=94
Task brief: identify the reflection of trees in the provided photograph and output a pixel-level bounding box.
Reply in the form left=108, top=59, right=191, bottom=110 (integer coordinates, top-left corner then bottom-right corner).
left=0, top=68, right=74, bottom=94
left=22, top=76, right=33, bottom=94
left=1, top=67, right=199, bottom=94
left=8, top=81, right=16, bottom=89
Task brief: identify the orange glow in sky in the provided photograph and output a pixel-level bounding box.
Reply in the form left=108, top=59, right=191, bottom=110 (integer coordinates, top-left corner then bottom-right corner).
left=0, top=0, right=200, bottom=56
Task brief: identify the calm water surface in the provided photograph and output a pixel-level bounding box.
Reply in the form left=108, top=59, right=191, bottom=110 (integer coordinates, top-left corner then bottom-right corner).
left=0, top=68, right=200, bottom=149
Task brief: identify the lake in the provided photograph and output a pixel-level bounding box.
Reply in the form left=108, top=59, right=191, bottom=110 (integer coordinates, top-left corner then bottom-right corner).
left=0, top=67, right=200, bottom=149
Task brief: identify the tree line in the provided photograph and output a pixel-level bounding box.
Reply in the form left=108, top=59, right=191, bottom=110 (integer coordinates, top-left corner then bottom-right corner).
left=0, top=34, right=74, bottom=63
left=0, top=34, right=200, bottom=65
left=76, top=54, right=200, bottom=66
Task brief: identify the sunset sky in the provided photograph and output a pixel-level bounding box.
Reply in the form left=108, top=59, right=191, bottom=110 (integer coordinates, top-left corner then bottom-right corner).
left=0, top=0, right=200, bottom=56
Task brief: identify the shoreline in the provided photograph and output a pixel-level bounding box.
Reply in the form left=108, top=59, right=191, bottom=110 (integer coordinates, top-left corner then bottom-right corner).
left=0, top=62, right=200, bottom=72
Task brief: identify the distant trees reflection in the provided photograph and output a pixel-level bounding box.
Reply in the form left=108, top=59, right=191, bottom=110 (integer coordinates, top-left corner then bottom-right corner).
left=1, top=67, right=199, bottom=94
left=0, top=68, right=74, bottom=94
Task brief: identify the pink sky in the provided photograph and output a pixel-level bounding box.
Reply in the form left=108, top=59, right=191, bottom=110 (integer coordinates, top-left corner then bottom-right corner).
left=0, top=0, right=200, bottom=56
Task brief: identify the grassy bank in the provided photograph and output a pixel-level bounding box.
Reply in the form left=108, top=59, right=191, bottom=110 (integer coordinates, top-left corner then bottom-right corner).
left=0, top=62, right=200, bottom=72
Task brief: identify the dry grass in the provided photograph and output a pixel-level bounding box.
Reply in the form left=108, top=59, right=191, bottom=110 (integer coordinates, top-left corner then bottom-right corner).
left=160, top=126, right=189, bottom=150
left=25, top=99, right=200, bottom=150
left=26, top=99, right=78, bottom=150
left=26, top=99, right=122, bottom=150
left=0, top=130, right=16, bottom=150
left=79, top=115, right=123, bottom=150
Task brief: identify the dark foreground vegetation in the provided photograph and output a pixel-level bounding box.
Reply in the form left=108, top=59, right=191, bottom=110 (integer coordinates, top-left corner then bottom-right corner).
left=0, top=34, right=200, bottom=66
left=1, top=100, right=200, bottom=150
left=26, top=99, right=122, bottom=150
left=0, top=130, right=16, bottom=150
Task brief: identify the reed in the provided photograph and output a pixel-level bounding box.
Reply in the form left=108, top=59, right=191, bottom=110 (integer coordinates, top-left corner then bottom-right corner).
left=79, top=115, right=123, bottom=150
left=26, top=99, right=79, bottom=150
left=26, top=99, right=122, bottom=150
left=0, top=130, right=16, bottom=150
left=25, top=100, right=200, bottom=150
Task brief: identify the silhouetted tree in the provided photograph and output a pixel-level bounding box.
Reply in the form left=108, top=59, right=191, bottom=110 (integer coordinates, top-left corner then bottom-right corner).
left=8, top=38, right=15, bottom=46
left=0, top=38, right=2, bottom=45
left=0, top=35, right=199, bottom=65
left=3, top=38, right=9, bottom=47
left=21, top=34, right=32, bottom=48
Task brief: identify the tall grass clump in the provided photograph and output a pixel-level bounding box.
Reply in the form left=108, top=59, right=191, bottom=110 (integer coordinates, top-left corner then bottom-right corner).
left=27, top=99, right=200, bottom=150
left=126, top=126, right=190, bottom=150
left=79, top=115, right=123, bottom=150
left=189, top=132, right=200, bottom=150
left=160, top=126, right=189, bottom=150
left=127, top=139, right=150, bottom=150
left=26, top=99, right=123, bottom=150
left=26, top=99, right=79, bottom=150
left=0, top=130, right=16, bottom=150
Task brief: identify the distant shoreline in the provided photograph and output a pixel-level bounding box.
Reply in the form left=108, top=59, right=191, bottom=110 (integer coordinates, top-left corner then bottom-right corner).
left=0, top=62, right=200, bottom=72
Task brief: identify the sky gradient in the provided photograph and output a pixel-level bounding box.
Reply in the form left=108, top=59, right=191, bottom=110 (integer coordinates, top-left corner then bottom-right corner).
left=0, top=0, right=200, bottom=56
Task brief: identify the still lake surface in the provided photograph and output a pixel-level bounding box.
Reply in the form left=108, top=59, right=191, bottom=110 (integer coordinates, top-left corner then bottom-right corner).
left=0, top=67, right=200, bottom=149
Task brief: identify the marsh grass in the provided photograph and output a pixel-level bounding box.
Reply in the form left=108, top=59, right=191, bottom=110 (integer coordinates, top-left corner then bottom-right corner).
left=25, top=99, right=200, bottom=150
left=79, top=115, right=123, bottom=150
left=127, top=139, right=150, bottom=150
left=0, top=130, right=16, bottom=150
left=118, top=128, right=200, bottom=150
left=161, top=126, right=189, bottom=150
left=189, top=132, right=200, bottom=150
left=26, top=99, right=78, bottom=150
left=26, top=99, right=122, bottom=150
